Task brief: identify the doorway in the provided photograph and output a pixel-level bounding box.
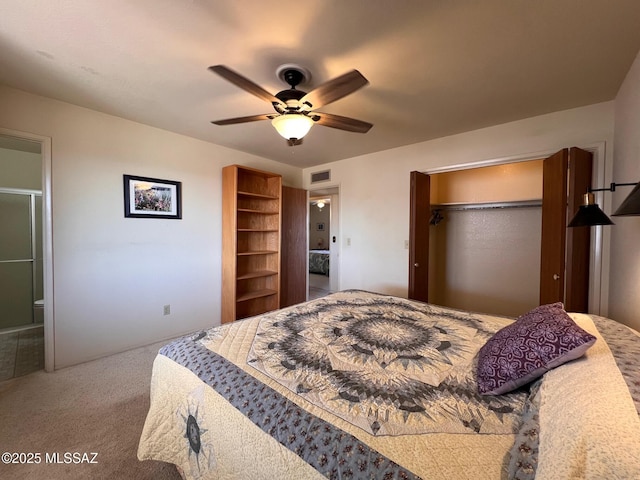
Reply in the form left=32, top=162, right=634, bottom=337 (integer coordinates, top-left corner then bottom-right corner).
left=0, top=129, right=53, bottom=375
left=308, top=187, right=339, bottom=299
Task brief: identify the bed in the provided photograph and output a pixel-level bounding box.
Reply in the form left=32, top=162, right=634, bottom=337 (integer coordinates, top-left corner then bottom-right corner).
left=138, top=290, right=640, bottom=479
left=309, top=249, right=330, bottom=276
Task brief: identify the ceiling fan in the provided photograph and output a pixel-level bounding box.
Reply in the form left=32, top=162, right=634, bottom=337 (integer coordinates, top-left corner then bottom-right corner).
left=209, top=64, right=373, bottom=146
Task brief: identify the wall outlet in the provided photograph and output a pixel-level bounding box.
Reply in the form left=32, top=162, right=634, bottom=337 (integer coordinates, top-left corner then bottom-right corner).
left=163, top=304, right=171, bottom=316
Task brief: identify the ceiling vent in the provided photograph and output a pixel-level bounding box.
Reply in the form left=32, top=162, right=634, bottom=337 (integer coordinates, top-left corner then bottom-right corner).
left=310, top=170, right=331, bottom=184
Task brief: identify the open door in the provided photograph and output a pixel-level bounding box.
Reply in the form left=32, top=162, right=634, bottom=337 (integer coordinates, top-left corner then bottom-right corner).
left=280, top=186, right=308, bottom=307
left=409, top=171, right=430, bottom=302
left=540, top=147, right=592, bottom=311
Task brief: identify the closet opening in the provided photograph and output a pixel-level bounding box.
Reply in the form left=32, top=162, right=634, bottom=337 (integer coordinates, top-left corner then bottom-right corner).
left=428, top=159, right=544, bottom=317
left=411, top=147, right=600, bottom=317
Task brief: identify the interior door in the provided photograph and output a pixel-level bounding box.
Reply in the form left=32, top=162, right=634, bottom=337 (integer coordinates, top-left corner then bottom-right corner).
left=539, top=147, right=592, bottom=311
left=280, top=186, right=308, bottom=307
left=409, top=171, right=430, bottom=302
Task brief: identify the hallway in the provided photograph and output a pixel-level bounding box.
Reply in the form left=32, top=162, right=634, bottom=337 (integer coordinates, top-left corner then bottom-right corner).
left=309, top=273, right=331, bottom=300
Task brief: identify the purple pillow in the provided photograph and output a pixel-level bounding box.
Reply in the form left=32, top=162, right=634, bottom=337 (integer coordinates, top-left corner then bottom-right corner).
left=476, top=303, right=596, bottom=395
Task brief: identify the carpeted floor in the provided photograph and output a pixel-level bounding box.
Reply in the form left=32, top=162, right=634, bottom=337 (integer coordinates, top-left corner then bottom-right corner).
left=0, top=339, right=183, bottom=480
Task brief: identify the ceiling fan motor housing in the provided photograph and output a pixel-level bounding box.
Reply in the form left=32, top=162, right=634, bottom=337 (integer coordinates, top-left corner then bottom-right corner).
left=272, top=65, right=311, bottom=113
left=275, top=88, right=306, bottom=103
left=275, top=66, right=310, bottom=109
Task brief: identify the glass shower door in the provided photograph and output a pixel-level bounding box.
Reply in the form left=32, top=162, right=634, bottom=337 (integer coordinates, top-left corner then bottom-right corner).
left=0, top=190, right=40, bottom=330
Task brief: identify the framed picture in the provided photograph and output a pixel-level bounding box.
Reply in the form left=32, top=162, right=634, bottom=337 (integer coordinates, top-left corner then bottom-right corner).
left=317, top=222, right=325, bottom=231
left=123, top=175, right=182, bottom=219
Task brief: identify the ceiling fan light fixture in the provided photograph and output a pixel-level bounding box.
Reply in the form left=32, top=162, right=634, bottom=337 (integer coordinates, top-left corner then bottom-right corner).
left=271, top=114, right=314, bottom=141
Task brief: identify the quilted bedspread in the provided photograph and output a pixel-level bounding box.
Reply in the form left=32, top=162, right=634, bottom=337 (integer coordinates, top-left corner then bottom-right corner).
left=138, top=290, right=640, bottom=480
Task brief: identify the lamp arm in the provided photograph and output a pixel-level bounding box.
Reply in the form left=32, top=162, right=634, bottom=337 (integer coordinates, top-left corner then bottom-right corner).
left=571, top=180, right=640, bottom=226
left=588, top=181, right=638, bottom=193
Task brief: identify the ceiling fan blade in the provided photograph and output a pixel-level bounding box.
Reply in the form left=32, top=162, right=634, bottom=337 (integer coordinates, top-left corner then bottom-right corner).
left=300, top=70, right=369, bottom=109
left=313, top=112, right=373, bottom=133
left=211, top=114, right=274, bottom=125
left=209, top=65, right=285, bottom=108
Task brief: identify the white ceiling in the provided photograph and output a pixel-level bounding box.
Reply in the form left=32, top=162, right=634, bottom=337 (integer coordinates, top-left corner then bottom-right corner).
left=2, top=1, right=640, bottom=168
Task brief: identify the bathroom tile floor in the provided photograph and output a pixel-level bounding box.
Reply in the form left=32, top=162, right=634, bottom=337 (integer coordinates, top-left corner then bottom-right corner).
left=0, top=326, right=44, bottom=381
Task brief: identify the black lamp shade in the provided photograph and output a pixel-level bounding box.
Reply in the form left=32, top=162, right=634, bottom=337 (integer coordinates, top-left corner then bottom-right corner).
left=568, top=204, right=615, bottom=227
left=568, top=193, right=614, bottom=227
left=612, top=182, right=640, bottom=216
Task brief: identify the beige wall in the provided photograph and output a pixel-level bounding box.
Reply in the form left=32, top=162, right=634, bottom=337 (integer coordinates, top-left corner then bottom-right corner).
left=0, top=85, right=302, bottom=368
left=430, top=160, right=543, bottom=204
left=429, top=206, right=542, bottom=317
left=610, top=50, right=640, bottom=331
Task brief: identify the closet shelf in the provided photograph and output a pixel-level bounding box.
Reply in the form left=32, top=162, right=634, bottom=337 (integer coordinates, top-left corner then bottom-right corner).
left=431, top=199, right=542, bottom=211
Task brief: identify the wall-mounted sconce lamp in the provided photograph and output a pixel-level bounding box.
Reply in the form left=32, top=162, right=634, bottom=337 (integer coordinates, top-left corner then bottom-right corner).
left=568, top=181, right=640, bottom=227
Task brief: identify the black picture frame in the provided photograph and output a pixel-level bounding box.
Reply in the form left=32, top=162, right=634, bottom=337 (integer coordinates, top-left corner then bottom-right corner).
left=123, top=175, right=182, bottom=219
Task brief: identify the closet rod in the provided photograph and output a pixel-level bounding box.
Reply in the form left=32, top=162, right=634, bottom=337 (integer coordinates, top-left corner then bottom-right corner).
left=431, top=199, right=542, bottom=211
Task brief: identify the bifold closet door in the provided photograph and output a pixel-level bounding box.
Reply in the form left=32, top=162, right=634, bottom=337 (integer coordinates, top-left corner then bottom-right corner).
left=539, top=147, right=592, bottom=312
left=409, top=171, right=430, bottom=302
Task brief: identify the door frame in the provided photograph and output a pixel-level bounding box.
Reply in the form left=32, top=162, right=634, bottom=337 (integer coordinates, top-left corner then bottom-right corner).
left=421, top=141, right=608, bottom=315
left=308, top=185, right=341, bottom=296
left=328, top=192, right=340, bottom=293
left=0, top=127, right=54, bottom=371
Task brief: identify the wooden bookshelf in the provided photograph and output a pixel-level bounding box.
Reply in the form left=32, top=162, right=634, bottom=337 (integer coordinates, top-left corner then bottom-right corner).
left=221, top=165, right=282, bottom=323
